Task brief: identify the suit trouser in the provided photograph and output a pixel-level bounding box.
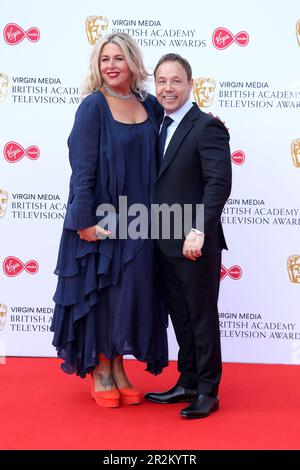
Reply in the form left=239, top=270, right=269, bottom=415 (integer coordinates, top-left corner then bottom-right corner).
left=159, top=250, right=222, bottom=397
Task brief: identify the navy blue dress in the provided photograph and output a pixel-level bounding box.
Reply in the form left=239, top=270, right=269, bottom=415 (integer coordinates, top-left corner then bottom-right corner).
left=51, top=92, right=168, bottom=377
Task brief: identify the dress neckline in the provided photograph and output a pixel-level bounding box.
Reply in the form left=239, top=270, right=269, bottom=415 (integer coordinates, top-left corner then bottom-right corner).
left=113, top=117, right=149, bottom=126
left=97, top=90, right=149, bottom=125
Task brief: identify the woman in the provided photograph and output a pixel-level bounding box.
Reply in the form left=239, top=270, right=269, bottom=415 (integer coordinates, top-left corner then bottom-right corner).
left=51, top=33, right=167, bottom=408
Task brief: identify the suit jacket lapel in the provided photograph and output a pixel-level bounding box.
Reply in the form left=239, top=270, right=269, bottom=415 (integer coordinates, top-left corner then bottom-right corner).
left=156, top=104, right=200, bottom=182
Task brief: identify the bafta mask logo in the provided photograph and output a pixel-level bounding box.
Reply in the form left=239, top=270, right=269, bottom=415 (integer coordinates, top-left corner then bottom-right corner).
left=296, top=20, right=300, bottom=47
left=0, top=73, right=9, bottom=103
left=0, top=189, right=8, bottom=218
left=85, top=16, right=109, bottom=45
left=287, top=255, right=300, bottom=284
left=0, top=304, right=7, bottom=332
left=291, top=139, right=300, bottom=168
left=193, top=78, right=216, bottom=108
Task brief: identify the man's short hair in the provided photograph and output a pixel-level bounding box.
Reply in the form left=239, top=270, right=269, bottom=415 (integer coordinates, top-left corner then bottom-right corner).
left=154, top=53, right=192, bottom=81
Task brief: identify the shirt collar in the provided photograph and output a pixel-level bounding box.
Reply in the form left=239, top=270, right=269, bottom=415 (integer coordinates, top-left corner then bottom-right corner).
left=165, top=99, right=194, bottom=124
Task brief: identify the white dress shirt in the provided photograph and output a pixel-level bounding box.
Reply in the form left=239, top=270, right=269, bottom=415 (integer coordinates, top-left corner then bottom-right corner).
left=161, top=99, right=194, bottom=156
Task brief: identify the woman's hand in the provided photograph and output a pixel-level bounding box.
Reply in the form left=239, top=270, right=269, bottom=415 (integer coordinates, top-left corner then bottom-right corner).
left=77, top=225, right=111, bottom=242
left=208, top=112, right=229, bottom=131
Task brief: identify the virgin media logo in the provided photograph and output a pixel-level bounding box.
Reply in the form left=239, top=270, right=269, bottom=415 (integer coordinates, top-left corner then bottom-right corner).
left=3, top=256, right=39, bottom=277
left=3, top=23, right=40, bottom=45
left=220, top=265, right=242, bottom=280
left=212, top=27, right=249, bottom=50
left=231, top=150, right=246, bottom=165
left=3, top=142, right=40, bottom=163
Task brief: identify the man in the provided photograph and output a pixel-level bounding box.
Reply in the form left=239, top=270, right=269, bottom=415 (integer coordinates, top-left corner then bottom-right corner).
left=145, top=54, right=232, bottom=418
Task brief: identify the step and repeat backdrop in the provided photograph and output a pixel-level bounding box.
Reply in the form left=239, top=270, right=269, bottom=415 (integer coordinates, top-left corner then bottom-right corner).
left=1, top=0, right=299, bottom=365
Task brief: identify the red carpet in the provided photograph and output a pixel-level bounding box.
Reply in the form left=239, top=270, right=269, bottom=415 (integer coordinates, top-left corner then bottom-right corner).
left=0, top=358, right=299, bottom=450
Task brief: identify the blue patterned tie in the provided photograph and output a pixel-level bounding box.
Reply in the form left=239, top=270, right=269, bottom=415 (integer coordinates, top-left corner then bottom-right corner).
left=159, top=115, right=173, bottom=160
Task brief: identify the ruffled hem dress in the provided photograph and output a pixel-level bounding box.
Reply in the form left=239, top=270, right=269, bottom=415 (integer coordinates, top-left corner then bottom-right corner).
left=50, top=91, right=168, bottom=377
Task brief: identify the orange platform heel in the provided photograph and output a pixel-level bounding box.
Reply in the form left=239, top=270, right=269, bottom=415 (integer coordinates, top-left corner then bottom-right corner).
left=118, top=387, right=142, bottom=405
left=91, top=378, right=120, bottom=408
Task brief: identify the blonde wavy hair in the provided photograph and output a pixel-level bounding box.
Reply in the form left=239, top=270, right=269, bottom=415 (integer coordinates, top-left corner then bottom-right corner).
left=81, top=32, right=149, bottom=100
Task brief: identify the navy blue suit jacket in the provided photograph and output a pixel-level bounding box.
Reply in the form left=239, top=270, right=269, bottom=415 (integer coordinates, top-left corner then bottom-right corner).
left=155, top=103, right=232, bottom=257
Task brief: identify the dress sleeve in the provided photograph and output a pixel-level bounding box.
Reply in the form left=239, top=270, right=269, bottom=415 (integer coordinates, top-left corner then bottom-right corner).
left=64, top=96, right=101, bottom=230
left=145, top=93, right=164, bottom=122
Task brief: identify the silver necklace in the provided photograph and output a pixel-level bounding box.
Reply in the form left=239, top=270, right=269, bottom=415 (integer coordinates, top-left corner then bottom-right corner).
left=103, top=82, right=133, bottom=100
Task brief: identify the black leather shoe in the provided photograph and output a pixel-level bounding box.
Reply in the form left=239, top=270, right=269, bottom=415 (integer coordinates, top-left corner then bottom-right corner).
left=180, top=394, right=219, bottom=418
left=144, top=385, right=197, bottom=404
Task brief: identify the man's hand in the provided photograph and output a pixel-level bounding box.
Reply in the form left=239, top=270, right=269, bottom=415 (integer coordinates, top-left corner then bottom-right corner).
left=77, top=225, right=111, bottom=242
left=183, top=230, right=205, bottom=261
